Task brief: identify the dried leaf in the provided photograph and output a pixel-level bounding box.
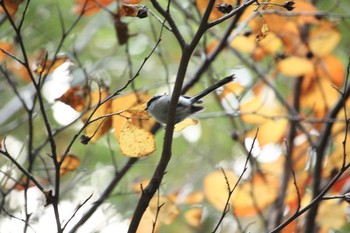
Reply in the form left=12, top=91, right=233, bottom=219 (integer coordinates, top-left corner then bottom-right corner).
left=34, top=55, right=70, bottom=76
left=74, top=0, right=113, bottom=15
left=119, top=121, right=156, bottom=157
left=57, top=154, right=80, bottom=176
left=56, top=87, right=88, bottom=112
left=14, top=176, right=36, bottom=191
left=112, top=92, right=155, bottom=139
left=0, top=0, right=23, bottom=16
left=82, top=89, right=112, bottom=143
left=119, top=4, right=148, bottom=18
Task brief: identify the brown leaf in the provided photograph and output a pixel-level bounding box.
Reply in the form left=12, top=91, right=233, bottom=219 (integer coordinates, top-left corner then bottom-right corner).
left=56, top=87, right=89, bottom=112
left=0, top=0, right=23, bottom=16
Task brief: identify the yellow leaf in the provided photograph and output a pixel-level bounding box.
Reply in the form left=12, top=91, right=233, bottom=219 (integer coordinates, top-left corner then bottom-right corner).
left=204, top=170, right=280, bottom=217
left=149, top=196, right=179, bottom=225
left=309, top=24, right=340, bottom=57
left=112, top=92, right=155, bottom=139
left=136, top=208, right=160, bottom=233
left=119, top=121, right=156, bottom=157
left=257, top=118, right=288, bottom=145
left=203, top=170, right=236, bottom=212
left=316, top=200, right=347, bottom=230
left=174, top=118, right=198, bottom=132
left=182, top=191, right=204, bottom=205
left=131, top=179, right=150, bottom=193
left=127, top=102, right=156, bottom=132
left=278, top=56, right=314, bottom=77
left=258, top=32, right=283, bottom=55
left=230, top=34, right=257, bottom=54
left=184, top=208, right=202, bottom=228
left=230, top=173, right=279, bottom=217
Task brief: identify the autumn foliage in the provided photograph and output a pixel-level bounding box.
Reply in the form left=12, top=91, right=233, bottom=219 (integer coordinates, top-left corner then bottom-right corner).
left=0, top=0, right=349, bottom=233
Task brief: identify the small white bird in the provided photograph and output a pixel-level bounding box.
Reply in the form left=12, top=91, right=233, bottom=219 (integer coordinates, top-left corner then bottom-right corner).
left=146, top=75, right=234, bottom=124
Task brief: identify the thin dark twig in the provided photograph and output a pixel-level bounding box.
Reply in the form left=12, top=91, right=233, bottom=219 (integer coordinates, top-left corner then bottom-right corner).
left=128, top=1, right=218, bottom=232
left=305, top=56, right=350, bottom=233
left=150, top=0, right=186, bottom=49
left=273, top=76, right=303, bottom=228
left=67, top=13, right=166, bottom=233
left=0, top=139, right=45, bottom=192
left=62, top=193, right=94, bottom=231
left=212, top=128, right=259, bottom=233
left=151, top=190, right=164, bottom=233
left=68, top=158, right=138, bottom=233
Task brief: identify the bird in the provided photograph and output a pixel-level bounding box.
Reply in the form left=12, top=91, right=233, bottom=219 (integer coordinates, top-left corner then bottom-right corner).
left=145, top=75, right=234, bottom=124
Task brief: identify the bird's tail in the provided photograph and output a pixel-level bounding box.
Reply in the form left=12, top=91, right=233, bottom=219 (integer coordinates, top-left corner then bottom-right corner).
left=190, top=75, right=235, bottom=103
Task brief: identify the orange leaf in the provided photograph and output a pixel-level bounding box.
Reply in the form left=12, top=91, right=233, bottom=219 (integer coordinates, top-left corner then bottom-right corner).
left=56, top=87, right=88, bottom=112
left=74, top=0, right=113, bottom=15
left=34, top=55, right=70, bottom=76
left=57, top=154, right=80, bottom=176
left=74, top=0, right=141, bottom=15
left=204, top=169, right=280, bottom=217
left=136, top=208, right=160, bottom=233
left=119, top=4, right=147, bottom=18
left=231, top=173, right=279, bottom=217
left=119, top=121, right=156, bottom=157
left=82, top=89, right=112, bottom=143
left=294, top=0, right=318, bottom=25
left=0, top=0, right=23, bottom=16
left=182, top=191, right=204, bottom=205
left=256, top=118, right=288, bottom=145
left=301, top=77, right=339, bottom=118
left=7, top=60, right=32, bottom=82
left=316, top=55, right=344, bottom=87
left=14, top=176, right=36, bottom=191
left=0, top=42, right=14, bottom=63
left=184, top=208, right=202, bottom=228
